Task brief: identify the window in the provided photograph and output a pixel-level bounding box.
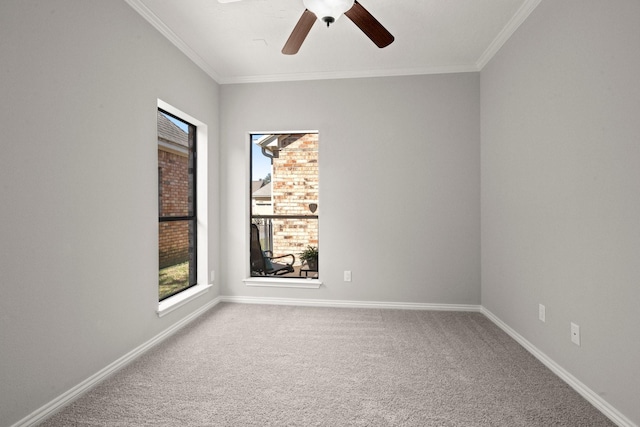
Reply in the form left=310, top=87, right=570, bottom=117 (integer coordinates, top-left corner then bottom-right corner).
left=158, top=109, right=196, bottom=301
left=250, top=133, right=319, bottom=279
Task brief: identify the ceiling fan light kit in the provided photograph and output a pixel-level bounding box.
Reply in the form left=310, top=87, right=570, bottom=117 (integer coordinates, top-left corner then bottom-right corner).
left=303, top=0, right=354, bottom=26
left=282, top=0, right=394, bottom=55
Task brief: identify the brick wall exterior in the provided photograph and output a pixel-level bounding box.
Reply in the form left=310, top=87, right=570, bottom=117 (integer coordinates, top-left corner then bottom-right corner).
left=158, top=148, right=190, bottom=268
left=272, top=134, right=318, bottom=263
left=159, top=221, right=190, bottom=268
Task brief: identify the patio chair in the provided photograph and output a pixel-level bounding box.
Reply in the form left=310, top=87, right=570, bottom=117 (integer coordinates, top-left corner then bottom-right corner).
left=250, top=224, right=295, bottom=275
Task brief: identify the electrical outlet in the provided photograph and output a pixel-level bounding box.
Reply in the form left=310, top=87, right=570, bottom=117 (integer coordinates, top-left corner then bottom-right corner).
left=344, top=270, right=352, bottom=282
left=571, top=322, right=580, bottom=346
left=210, top=270, right=215, bottom=282
left=538, top=304, right=546, bottom=322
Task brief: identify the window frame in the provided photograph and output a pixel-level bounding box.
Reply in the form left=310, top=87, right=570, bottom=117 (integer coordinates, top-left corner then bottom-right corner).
left=157, top=100, right=211, bottom=316
left=244, top=131, right=322, bottom=289
left=158, top=108, right=197, bottom=301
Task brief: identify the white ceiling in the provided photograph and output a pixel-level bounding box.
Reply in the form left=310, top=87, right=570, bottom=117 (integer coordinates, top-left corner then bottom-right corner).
left=126, top=0, right=541, bottom=84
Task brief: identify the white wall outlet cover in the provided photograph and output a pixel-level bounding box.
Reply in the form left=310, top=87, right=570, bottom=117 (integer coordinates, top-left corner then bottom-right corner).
left=538, top=304, right=546, bottom=322
left=571, top=322, right=580, bottom=346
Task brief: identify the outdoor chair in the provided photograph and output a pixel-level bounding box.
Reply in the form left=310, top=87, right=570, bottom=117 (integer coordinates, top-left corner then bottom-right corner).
left=250, top=224, right=295, bottom=275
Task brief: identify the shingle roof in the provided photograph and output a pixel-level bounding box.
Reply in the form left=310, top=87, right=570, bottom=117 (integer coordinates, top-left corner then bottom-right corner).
left=157, top=111, right=188, bottom=147
left=251, top=180, right=264, bottom=194
left=252, top=181, right=271, bottom=198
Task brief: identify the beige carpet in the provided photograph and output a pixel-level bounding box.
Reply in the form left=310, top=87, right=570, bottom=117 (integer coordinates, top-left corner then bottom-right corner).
left=40, top=303, right=614, bottom=426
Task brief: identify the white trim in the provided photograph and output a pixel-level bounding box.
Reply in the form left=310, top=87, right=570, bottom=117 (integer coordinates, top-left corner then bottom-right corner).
left=157, top=99, right=211, bottom=317
left=243, top=278, right=322, bottom=289
left=221, top=295, right=481, bottom=312
left=218, top=65, right=479, bottom=85
left=475, top=0, right=542, bottom=69
left=250, top=129, right=320, bottom=136
left=157, top=283, right=213, bottom=317
left=246, top=131, right=322, bottom=287
left=11, top=297, right=221, bottom=427
left=481, top=307, right=636, bottom=427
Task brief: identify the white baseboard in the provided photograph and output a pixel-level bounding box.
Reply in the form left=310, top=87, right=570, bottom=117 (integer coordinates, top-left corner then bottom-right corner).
left=11, top=297, right=221, bottom=427
left=481, top=307, right=636, bottom=427
left=220, top=295, right=482, bottom=312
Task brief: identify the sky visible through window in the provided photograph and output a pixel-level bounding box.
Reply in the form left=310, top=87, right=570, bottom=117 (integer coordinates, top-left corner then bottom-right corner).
left=164, top=114, right=189, bottom=132
left=252, top=134, right=271, bottom=181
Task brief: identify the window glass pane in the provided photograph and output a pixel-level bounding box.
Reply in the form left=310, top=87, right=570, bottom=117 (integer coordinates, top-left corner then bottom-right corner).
left=250, top=133, right=319, bottom=278
left=158, top=220, right=196, bottom=300
left=157, top=111, right=194, bottom=217
left=158, top=107, right=196, bottom=302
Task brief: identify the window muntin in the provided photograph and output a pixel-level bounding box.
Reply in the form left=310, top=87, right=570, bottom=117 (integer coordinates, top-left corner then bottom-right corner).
left=158, top=109, right=197, bottom=301
left=250, top=133, right=319, bottom=278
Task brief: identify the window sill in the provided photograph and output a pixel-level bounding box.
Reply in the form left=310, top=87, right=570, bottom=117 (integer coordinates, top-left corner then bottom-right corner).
left=243, top=277, right=322, bottom=289
left=157, top=283, right=213, bottom=318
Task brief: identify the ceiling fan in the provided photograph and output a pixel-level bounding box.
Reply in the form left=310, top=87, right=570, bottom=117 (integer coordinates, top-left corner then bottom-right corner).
left=283, top=0, right=394, bottom=54
left=218, top=0, right=394, bottom=55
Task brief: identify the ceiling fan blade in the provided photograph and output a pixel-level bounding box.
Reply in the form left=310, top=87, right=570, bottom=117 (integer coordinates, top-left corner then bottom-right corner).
left=282, top=9, right=316, bottom=55
left=344, top=0, right=394, bottom=48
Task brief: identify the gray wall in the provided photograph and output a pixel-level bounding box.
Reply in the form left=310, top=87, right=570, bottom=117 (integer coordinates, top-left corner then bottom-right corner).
left=481, top=0, right=640, bottom=424
left=220, top=74, right=481, bottom=305
left=0, top=1, right=220, bottom=425
left=3, top=0, right=637, bottom=425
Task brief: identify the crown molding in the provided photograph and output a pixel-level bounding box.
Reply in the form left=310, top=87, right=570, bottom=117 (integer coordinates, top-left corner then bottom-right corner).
left=476, top=0, right=542, bottom=70
left=217, top=64, right=480, bottom=85
left=124, top=0, right=223, bottom=83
